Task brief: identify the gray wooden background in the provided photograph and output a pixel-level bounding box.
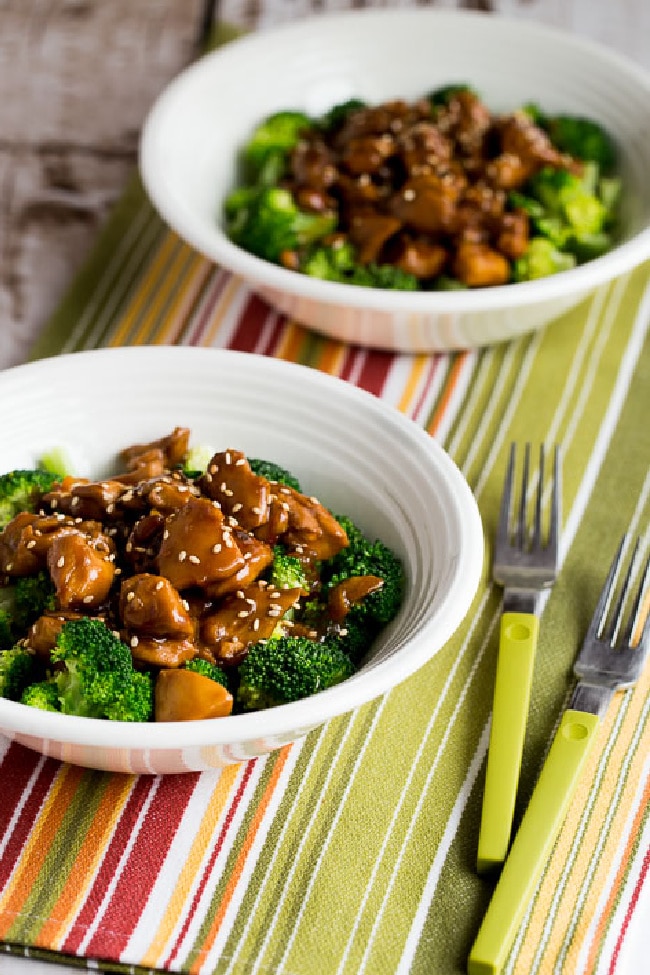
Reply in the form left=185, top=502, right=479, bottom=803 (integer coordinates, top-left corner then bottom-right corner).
left=1, top=0, right=648, bottom=370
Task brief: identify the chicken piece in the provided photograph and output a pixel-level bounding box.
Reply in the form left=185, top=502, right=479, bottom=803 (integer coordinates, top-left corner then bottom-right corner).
left=120, top=426, right=190, bottom=470
left=495, top=209, right=530, bottom=260
left=43, top=477, right=126, bottom=522
left=340, top=134, right=396, bottom=176
left=435, top=90, right=492, bottom=158
left=391, top=236, right=448, bottom=279
left=273, top=485, right=349, bottom=562
left=396, top=121, right=453, bottom=173
left=26, top=611, right=83, bottom=658
left=129, top=634, right=197, bottom=668
left=157, top=496, right=245, bottom=590
left=485, top=152, right=536, bottom=191
left=199, top=450, right=271, bottom=531
left=452, top=240, right=511, bottom=288
left=116, top=449, right=167, bottom=485
left=120, top=573, right=194, bottom=639
left=155, top=669, right=233, bottom=721
left=0, top=512, right=44, bottom=576
left=327, top=575, right=385, bottom=623
left=289, top=135, right=338, bottom=189
left=347, top=213, right=402, bottom=264
left=200, top=581, right=303, bottom=663
left=123, top=512, right=166, bottom=573
left=389, top=170, right=466, bottom=236
left=47, top=530, right=116, bottom=610
left=203, top=531, right=274, bottom=599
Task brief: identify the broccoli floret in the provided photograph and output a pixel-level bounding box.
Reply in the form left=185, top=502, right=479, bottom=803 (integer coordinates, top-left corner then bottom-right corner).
left=38, top=447, right=74, bottom=479
left=544, top=114, right=617, bottom=171
left=225, top=186, right=336, bottom=264
left=241, top=110, right=313, bottom=182
left=512, top=237, right=577, bottom=281
left=236, top=635, right=354, bottom=710
left=319, top=98, right=367, bottom=132
left=302, top=242, right=418, bottom=291
left=12, top=571, right=56, bottom=632
left=528, top=167, right=609, bottom=239
left=323, top=516, right=405, bottom=628
left=52, top=617, right=153, bottom=722
left=0, top=646, right=37, bottom=701
left=0, top=469, right=59, bottom=529
left=21, top=680, right=61, bottom=712
left=428, top=83, right=478, bottom=107
left=182, top=444, right=216, bottom=479
left=183, top=658, right=230, bottom=690
left=268, top=545, right=309, bottom=592
left=248, top=458, right=301, bottom=491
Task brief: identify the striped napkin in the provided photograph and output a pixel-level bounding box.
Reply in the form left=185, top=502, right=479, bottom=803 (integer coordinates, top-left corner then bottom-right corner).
left=2, top=168, right=648, bottom=975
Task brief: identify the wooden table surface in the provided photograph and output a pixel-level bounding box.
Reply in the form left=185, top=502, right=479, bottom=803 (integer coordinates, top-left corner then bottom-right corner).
left=1, top=0, right=649, bottom=372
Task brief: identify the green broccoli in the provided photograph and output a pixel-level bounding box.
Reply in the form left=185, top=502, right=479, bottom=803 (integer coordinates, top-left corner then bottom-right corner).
left=268, top=545, right=309, bottom=592
left=302, top=241, right=418, bottom=291
left=21, top=680, right=61, bottom=712
left=183, top=658, right=230, bottom=690
left=51, top=617, right=153, bottom=722
left=241, top=110, right=313, bottom=183
left=0, top=645, right=37, bottom=701
left=528, top=167, right=609, bottom=239
left=543, top=114, right=617, bottom=171
left=12, top=571, right=56, bottom=631
left=428, top=83, right=478, bottom=107
left=319, top=98, right=367, bottom=132
left=236, top=635, right=354, bottom=710
left=512, top=237, right=577, bottom=281
left=0, top=469, right=59, bottom=529
left=181, top=444, right=216, bottom=479
left=248, top=458, right=301, bottom=491
left=224, top=186, right=337, bottom=264
left=323, top=515, right=405, bottom=627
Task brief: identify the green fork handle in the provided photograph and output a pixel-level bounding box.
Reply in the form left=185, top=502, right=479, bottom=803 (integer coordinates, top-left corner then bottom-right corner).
left=468, top=708, right=600, bottom=975
left=477, top=611, right=539, bottom=873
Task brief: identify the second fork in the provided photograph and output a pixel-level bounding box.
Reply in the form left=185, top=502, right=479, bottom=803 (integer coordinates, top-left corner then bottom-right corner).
left=477, top=443, right=561, bottom=873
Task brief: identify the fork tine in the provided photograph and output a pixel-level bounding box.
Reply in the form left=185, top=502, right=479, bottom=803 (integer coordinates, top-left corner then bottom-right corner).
left=548, top=446, right=561, bottom=557
left=516, top=443, right=531, bottom=548
left=532, top=444, right=544, bottom=551
left=496, top=443, right=516, bottom=549
left=621, top=547, right=650, bottom=648
left=587, top=535, right=627, bottom=642
left=607, top=537, right=640, bottom=645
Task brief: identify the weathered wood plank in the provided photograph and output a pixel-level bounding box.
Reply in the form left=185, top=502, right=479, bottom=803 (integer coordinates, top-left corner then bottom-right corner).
left=0, top=0, right=206, bottom=368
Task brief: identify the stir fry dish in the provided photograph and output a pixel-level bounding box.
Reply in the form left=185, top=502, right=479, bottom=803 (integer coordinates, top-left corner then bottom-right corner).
left=0, top=429, right=404, bottom=722
left=224, top=85, right=620, bottom=290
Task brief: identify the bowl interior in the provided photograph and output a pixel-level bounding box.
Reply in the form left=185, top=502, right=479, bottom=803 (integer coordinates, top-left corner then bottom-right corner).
left=0, top=347, right=483, bottom=765
left=140, top=8, right=650, bottom=296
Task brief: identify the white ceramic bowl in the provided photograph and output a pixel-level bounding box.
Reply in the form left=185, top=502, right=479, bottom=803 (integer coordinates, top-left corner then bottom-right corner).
left=139, top=8, right=650, bottom=352
left=0, top=347, right=483, bottom=774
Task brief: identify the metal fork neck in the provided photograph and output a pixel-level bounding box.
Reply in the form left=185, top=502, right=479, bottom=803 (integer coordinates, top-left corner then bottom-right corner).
left=503, top=590, right=542, bottom=616
left=570, top=682, right=615, bottom=717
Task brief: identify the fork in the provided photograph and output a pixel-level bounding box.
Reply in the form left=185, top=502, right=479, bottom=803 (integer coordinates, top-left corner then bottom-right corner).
left=477, top=443, right=561, bottom=873
left=468, top=533, right=650, bottom=975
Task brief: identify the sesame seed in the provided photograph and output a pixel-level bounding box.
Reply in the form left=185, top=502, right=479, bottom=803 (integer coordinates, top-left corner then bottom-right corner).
left=114, top=567, right=122, bottom=575
left=131, top=635, right=139, bottom=647
left=178, top=551, right=187, bottom=561
left=253, top=618, right=260, bottom=631
left=127, top=591, right=135, bottom=601
left=232, top=503, right=242, bottom=512
left=51, top=499, right=58, bottom=509
left=235, top=458, right=245, bottom=466
left=224, top=489, right=234, bottom=498
left=5, top=562, right=13, bottom=572
left=212, top=543, right=222, bottom=553
left=106, top=503, right=115, bottom=514
left=155, top=581, right=164, bottom=591
left=122, top=491, right=133, bottom=502
left=270, top=603, right=282, bottom=612
left=26, top=540, right=36, bottom=549
left=71, top=496, right=80, bottom=508
left=204, top=472, right=213, bottom=483
left=404, top=188, right=416, bottom=201
left=183, top=600, right=190, bottom=610
left=225, top=451, right=232, bottom=464
left=83, top=595, right=93, bottom=604
left=237, top=610, right=250, bottom=618
left=188, top=555, right=200, bottom=564
left=210, top=463, right=219, bottom=474
left=268, top=608, right=282, bottom=617
left=57, top=556, right=65, bottom=568
left=252, top=506, right=262, bottom=515
left=236, top=590, right=245, bottom=599
left=220, top=481, right=227, bottom=492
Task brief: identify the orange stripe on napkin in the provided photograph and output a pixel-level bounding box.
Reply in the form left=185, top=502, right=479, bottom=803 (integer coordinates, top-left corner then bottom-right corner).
left=141, top=763, right=242, bottom=969
left=0, top=764, right=85, bottom=939
left=35, top=774, right=135, bottom=950
left=427, top=351, right=468, bottom=437
left=187, top=745, right=292, bottom=973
